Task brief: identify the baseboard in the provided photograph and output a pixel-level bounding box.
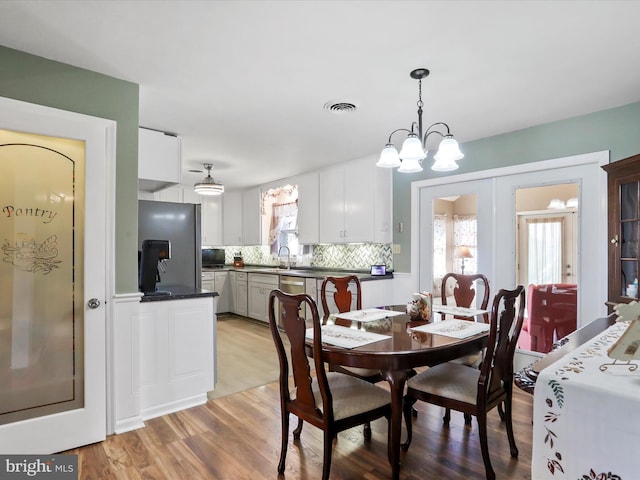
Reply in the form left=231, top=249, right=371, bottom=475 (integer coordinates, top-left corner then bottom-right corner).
left=141, top=394, right=208, bottom=421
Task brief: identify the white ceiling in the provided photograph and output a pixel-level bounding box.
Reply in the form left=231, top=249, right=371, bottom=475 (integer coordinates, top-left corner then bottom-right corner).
left=1, top=0, right=640, bottom=190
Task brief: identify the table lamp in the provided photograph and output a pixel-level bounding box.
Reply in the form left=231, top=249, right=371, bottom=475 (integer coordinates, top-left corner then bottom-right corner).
left=454, top=246, right=473, bottom=274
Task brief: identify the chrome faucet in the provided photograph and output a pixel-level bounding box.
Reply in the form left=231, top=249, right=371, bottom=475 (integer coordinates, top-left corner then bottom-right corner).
left=277, top=245, right=291, bottom=269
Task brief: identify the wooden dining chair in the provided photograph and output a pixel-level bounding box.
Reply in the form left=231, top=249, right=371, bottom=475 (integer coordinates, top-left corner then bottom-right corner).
left=440, top=272, right=491, bottom=424
left=402, top=285, right=525, bottom=480
left=440, top=272, right=491, bottom=323
left=268, top=289, right=391, bottom=480
left=320, top=275, right=385, bottom=438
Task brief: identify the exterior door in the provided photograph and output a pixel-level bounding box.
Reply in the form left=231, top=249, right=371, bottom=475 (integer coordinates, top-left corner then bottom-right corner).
left=0, top=97, right=112, bottom=453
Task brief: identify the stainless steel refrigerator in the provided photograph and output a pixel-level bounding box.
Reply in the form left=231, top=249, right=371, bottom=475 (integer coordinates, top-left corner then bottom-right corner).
left=138, top=200, right=202, bottom=290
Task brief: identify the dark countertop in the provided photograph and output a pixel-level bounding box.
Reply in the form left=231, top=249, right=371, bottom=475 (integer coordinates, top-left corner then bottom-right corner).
left=202, top=265, right=394, bottom=281
left=140, top=284, right=219, bottom=302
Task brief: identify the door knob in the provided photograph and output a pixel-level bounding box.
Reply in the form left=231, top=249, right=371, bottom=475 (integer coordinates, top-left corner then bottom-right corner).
left=87, top=298, right=101, bottom=309
left=611, top=235, right=619, bottom=246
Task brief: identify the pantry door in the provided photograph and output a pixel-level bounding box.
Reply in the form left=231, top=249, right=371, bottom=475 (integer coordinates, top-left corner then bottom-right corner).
left=0, top=97, right=114, bottom=453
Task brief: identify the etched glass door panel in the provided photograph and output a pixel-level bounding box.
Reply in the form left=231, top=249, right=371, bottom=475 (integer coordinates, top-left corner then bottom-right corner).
left=0, top=129, right=85, bottom=425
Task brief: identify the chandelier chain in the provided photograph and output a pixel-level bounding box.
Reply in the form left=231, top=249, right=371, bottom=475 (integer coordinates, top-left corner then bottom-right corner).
left=417, top=78, right=423, bottom=108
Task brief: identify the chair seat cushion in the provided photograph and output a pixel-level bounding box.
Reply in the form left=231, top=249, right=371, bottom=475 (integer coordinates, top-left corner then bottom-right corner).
left=408, top=362, right=480, bottom=406
left=449, top=350, right=483, bottom=368
left=294, top=372, right=390, bottom=421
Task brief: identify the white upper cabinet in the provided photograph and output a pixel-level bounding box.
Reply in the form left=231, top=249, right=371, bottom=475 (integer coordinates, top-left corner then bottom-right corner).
left=242, top=187, right=262, bottom=246
left=223, top=191, right=243, bottom=246
left=202, top=196, right=223, bottom=246
left=138, top=127, right=181, bottom=192
left=319, top=156, right=389, bottom=243
left=296, top=171, right=319, bottom=244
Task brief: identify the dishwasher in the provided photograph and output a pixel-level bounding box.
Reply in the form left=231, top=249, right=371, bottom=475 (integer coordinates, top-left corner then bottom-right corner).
left=279, top=275, right=307, bottom=324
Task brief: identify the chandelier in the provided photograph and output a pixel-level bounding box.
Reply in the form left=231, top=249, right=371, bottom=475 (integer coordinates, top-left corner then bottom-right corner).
left=194, top=163, right=224, bottom=195
left=377, top=68, right=464, bottom=173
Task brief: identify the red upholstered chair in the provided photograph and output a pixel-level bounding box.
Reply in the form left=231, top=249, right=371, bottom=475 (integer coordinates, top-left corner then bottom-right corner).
left=518, top=284, right=577, bottom=353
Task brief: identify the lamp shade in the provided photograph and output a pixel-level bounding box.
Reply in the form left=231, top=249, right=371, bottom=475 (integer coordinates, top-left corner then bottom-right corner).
left=399, top=134, right=427, bottom=161
left=377, top=144, right=401, bottom=168
left=431, top=136, right=463, bottom=172
left=454, top=245, right=473, bottom=259
left=398, top=157, right=423, bottom=173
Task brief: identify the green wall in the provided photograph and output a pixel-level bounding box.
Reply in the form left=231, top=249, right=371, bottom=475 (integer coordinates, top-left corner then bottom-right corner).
left=392, top=101, right=640, bottom=273
left=0, top=45, right=139, bottom=293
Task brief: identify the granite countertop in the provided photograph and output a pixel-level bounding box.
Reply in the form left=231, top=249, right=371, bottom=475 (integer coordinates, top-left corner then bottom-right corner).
left=202, top=265, right=393, bottom=281
left=140, top=284, right=219, bottom=302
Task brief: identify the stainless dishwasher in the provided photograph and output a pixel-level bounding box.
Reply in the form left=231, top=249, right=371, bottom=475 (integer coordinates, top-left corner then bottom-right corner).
left=279, top=275, right=307, bottom=324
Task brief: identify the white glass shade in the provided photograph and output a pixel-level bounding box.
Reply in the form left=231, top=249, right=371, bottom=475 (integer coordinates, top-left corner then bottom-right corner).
left=397, top=157, right=423, bottom=173
left=566, top=197, right=578, bottom=208
left=399, top=134, right=426, bottom=161
left=431, top=136, right=463, bottom=172
left=377, top=144, right=401, bottom=168
left=547, top=198, right=565, bottom=209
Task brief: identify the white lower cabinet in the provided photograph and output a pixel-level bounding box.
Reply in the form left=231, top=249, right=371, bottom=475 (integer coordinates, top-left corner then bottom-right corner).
left=202, top=270, right=230, bottom=313
left=235, top=272, right=248, bottom=316
left=138, top=296, right=215, bottom=420
left=248, top=273, right=279, bottom=322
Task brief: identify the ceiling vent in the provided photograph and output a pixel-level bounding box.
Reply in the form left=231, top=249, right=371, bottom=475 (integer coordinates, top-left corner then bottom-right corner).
left=323, top=100, right=358, bottom=114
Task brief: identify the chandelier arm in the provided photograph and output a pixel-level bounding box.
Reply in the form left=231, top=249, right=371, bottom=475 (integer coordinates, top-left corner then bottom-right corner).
left=421, top=122, right=452, bottom=146
left=386, top=128, right=414, bottom=144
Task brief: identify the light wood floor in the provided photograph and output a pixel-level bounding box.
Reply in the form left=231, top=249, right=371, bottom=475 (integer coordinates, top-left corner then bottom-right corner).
left=65, top=316, right=535, bottom=479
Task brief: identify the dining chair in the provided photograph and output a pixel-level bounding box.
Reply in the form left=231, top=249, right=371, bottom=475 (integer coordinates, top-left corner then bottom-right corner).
left=440, top=272, right=490, bottom=323
left=440, top=272, right=491, bottom=424
left=401, top=285, right=526, bottom=480
left=268, top=289, right=391, bottom=480
left=320, top=275, right=385, bottom=438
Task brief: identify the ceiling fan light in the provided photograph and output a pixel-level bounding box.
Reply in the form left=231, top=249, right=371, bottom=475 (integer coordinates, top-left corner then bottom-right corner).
left=397, top=157, right=423, bottom=173
left=194, top=164, right=224, bottom=195
left=377, top=144, right=401, bottom=168
left=399, top=134, right=426, bottom=161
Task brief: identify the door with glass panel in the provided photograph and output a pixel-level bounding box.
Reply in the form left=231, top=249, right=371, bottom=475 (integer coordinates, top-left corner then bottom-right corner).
left=0, top=98, right=110, bottom=453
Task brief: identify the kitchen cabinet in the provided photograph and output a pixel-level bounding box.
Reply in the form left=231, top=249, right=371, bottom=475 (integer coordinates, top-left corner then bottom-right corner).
left=202, top=196, right=223, bottom=246
left=235, top=272, right=248, bottom=316
left=248, top=273, right=279, bottom=323
left=242, top=187, right=262, bottom=245
left=319, top=156, right=390, bottom=243
left=223, top=191, right=243, bottom=245
left=138, top=127, right=181, bottom=192
left=202, top=270, right=229, bottom=313
left=297, top=171, right=319, bottom=244
left=138, top=295, right=215, bottom=420
left=602, top=153, right=640, bottom=307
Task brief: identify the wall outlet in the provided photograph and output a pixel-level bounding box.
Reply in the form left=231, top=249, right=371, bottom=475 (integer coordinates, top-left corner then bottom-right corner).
left=392, top=244, right=401, bottom=254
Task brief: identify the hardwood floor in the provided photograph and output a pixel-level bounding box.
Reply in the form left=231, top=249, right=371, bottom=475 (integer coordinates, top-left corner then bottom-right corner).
left=65, top=316, right=535, bottom=479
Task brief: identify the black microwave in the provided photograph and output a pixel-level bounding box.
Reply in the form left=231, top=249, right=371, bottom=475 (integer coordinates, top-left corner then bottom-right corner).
left=202, top=248, right=226, bottom=267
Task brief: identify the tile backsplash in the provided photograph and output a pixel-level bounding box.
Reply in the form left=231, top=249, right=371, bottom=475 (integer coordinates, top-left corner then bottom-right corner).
left=223, top=243, right=393, bottom=271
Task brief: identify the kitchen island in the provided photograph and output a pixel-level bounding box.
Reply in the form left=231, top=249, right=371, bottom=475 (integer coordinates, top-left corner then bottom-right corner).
left=114, top=287, right=217, bottom=433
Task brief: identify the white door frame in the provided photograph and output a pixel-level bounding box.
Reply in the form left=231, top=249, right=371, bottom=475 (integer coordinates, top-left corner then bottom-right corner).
left=0, top=96, right=116, bottom=452
left=410, top=150, right=609, bottom=327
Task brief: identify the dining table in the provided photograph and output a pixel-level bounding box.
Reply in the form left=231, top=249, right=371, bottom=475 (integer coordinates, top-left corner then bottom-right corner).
left=306, top=304, right=490, bottom=480
left=532, top=319, right=640, bottom=479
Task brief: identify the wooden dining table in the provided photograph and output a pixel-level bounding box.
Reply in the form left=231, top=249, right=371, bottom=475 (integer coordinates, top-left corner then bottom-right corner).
left=306, top=305, right=490, bottom=480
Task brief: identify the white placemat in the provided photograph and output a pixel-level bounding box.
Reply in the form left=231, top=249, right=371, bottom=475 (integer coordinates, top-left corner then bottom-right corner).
left=333, top=308, right=405, bottom=323
left=409, top=319, right=490, bottom=339
left=306, top=324, right=391, bottom=348
left=433, top=305, right=489, bottom=317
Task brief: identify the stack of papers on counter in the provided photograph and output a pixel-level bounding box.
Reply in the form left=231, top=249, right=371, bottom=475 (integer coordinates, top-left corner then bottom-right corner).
left=410, top=319, right=490, bottom=339
left=306, top=324, right=391, bottom=349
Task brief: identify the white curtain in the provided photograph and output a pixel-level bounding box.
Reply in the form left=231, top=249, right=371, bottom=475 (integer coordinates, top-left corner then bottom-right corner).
left=454, top=215, right=477, bottom=274
left=527, top=218, right=563, bottom=284
left=433, top=214, right=447, bottom=278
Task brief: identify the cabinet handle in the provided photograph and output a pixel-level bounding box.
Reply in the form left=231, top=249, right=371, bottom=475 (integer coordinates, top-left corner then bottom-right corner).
left=610, top=235, right=619, bottom=246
